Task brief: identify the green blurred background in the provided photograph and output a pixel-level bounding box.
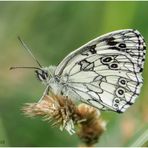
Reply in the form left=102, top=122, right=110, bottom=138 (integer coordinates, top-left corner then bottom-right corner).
left=0, top=1, right=148, bottom=147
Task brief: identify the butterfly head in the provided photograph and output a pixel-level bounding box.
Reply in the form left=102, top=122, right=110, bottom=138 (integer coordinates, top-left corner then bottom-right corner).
left=10, top=65, right=56, bottom=85
left=35, top=66, right=56, bottom=84
left=35, top=68, right=49, bottom=82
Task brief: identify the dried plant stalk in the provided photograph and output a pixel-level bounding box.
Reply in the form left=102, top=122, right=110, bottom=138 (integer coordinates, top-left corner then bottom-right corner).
left=22, top=93, right=106, bottom=146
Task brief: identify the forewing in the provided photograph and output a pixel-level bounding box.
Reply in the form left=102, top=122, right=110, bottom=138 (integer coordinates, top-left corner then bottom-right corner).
left=55, top=29, right=146, bottom=113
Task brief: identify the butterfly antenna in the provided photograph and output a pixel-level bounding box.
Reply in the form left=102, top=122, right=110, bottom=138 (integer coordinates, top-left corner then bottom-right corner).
left=18, top=36, right=42, bottom=68
left=10, top=66, right=41, bottom=71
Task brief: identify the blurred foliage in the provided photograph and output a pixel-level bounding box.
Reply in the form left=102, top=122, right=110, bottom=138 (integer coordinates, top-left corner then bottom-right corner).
left=0, top=1, right=148, bottom=147
left=126, top=125, right=148, bottom=147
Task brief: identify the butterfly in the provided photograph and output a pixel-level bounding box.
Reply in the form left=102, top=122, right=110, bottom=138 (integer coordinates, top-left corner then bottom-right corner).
left=11, top=29, right=146, bottom=113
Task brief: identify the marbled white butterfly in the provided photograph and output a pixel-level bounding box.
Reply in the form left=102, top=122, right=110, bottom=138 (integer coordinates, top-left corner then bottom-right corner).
left=11, top=29, right=146, bottom=113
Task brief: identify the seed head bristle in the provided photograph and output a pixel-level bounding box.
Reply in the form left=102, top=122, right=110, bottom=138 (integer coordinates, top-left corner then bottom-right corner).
left=22, top=93, right=106, bottom=144
left=76, top=104, right=106, bottom=146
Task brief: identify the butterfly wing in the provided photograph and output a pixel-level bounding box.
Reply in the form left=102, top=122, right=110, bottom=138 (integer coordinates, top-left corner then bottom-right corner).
left=54, top=29, right=146, bottom=113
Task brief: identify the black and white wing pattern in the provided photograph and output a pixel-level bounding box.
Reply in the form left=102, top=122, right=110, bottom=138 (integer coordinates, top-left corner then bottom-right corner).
left=54, top=29, right=146, bottom=113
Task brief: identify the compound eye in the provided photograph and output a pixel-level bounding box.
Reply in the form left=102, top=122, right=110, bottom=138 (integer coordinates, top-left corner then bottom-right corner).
left=42, top=71, right=48, bottom=79
left=35, top=70, right=48, bottom=81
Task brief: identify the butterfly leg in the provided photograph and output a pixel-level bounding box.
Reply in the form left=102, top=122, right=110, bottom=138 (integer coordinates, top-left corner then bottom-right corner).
left=38, top=85, right=50, bottom=102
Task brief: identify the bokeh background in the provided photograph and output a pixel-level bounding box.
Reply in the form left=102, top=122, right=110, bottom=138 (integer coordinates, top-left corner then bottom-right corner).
left=0, top=1, right=148, bottom=147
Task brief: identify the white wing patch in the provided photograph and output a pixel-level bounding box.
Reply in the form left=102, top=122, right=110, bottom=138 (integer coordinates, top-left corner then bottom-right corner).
left=54, top=29, right=146, bottom=113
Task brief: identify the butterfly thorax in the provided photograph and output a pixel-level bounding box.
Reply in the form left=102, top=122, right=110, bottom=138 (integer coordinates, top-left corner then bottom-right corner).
left=35, top=65, right=69, bottom=96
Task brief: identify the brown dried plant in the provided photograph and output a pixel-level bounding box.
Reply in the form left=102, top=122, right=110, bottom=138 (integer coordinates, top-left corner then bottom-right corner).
left=22, top=93, right=106, bottom=146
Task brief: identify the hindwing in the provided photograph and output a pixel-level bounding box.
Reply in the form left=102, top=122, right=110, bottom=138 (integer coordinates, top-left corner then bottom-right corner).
left=54, top=29, right=146, bottom=113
